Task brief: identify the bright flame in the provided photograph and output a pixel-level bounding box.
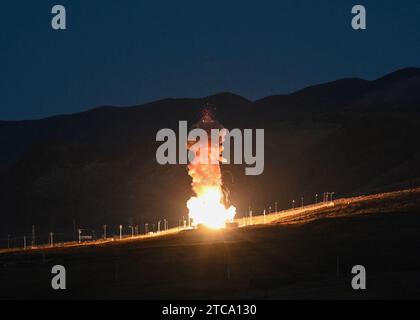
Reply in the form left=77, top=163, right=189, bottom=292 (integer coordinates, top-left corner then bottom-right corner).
left=186, top=112, right=236, bottom=229
left=187, top=186, right=236, bottom=229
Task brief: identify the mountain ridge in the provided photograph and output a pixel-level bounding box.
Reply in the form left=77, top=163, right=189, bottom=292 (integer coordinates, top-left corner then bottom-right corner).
left=0, top=67, right=419, bottom=238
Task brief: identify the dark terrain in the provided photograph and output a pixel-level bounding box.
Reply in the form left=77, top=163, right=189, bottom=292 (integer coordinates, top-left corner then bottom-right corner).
left=1, top=67, right=420, bottom=241
left=1, top=189, right=420, bottom=299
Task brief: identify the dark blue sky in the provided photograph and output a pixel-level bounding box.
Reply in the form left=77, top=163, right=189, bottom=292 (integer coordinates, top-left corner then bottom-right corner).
left=1, top=0, right=420, bottom=120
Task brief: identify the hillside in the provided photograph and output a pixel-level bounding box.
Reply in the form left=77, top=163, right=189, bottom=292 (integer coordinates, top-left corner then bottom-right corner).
left=1, top=188, right=420, bottom=299
left=0, top=68, right=420, bottom=239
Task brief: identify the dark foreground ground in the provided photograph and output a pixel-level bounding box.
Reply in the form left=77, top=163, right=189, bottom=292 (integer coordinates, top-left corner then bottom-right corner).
left=1, top=189, right=420, bottom=300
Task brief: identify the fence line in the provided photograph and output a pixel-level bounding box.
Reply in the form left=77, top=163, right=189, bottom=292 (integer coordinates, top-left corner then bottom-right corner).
left=0, top=226, right=184, bottom=254
left=234, top=201, right=335, bottom=227
left=0, top=201, right=334, bottom=254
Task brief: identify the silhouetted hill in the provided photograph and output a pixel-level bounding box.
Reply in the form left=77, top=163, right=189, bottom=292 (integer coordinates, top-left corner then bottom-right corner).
left=0, top=68, right=419, bottom=240
left=255, top=78, right=370, bottom=115
left=0, top=92, right=252, bottom=167
left=352, top=73, right=420, bottom=111
left=371, top=67, right=420, bottom=88
left=255, top=67, right=420, bottom=115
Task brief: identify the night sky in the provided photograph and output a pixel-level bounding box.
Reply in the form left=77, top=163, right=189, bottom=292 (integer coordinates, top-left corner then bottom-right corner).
left=1, top=0, right=420, bottom=120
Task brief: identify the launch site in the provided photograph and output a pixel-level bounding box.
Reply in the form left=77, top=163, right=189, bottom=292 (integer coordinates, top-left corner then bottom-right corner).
left=1, top=188, right=420, bottom=299
left=1, top=1, right=420, bottom=310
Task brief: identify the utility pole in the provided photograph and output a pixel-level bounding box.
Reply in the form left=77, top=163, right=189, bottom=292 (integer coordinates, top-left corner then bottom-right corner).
left=50, top=232, right=54, bottom=247
left=31, top=225, right=35, bottom=248
left=119, top=225, right=123, bottom=240
left=78, top=229, right=82, bottom=243
left=249, top=210, right=253, bottom=225
left=158, top=221, right=161, bottom=233
left=103, top=225, right=107, bottom=240
left=263, top=209, right=266, bottom=224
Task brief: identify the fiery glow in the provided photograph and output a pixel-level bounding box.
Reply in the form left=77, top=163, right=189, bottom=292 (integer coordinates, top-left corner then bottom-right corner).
left=186, top=110, right=236, bottom=229
left=187, top=185, right=236, bottom=229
